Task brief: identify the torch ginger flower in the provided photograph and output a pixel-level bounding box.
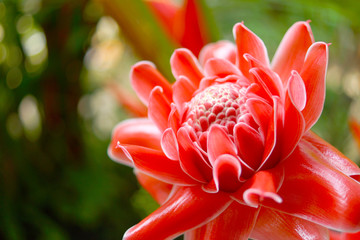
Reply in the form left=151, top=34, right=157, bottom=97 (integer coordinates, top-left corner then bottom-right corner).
left=109, top=21, right=360, bottom=239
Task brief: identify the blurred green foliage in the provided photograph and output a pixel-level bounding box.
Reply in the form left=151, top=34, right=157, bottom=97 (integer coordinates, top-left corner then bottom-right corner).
left=0, top=0, right=359, bottom=239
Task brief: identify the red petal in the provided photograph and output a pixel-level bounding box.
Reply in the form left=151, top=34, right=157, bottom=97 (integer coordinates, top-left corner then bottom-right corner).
left=176, top=0, right=209, bottom=56
left=120, top=144, right=196, bottom=185
left=271, top=21, right=314, bottom=83
left=243, top=52, right=265, bottom=69
left=131, top=61, right=172, bottom=105
left=207, top=125, right=237, bottom=164
left=300, top=42, right=329, bottom=132
left=198, top=76, right=218, bottom=92
left=184, top=202, right=260, bottom=240
left=262, top=142, right=360, bottom=232
left=234, top=122, right=264, bottom=169
left=246, top=97, right=272, bottom=136
left=258, top=97, right=282, bottom=170
left=251, top=207, right=329, bottom=240
left=232, top=170, right=282, bottom=208
left=204, top=58, right=241, bottom=78
left=170, top=48, right=204, bottom=86
left=287, top=70, right=307, bottom=111
left=109, top=118, right=161, bottom=149
left=249, top=66, right=283, bottom=99
left=108, top=118, right=161, bottom=166
left=172, top=75, right=196, bottom=113
left=199, top=40, right=237, bottom=66
left=281, top=72, right=306, bottom=160
left=177, top=127, right=212, bottom=183
left=161, top=128, right=179, bottom=160
left=109, top=141, right=133, bottom=167
left=148, top=86, right=171, bottom=132
left=330, top=231, right=360, bottom=240
left=330, top=231, right=343, bottom=240
left=135, top=170, right=173, bottom=205
left=207, top=125, right=255, bottom=179
left=303, top=131, right=360, bottom=180
left=168, top=103, right=181, bottom=133
left=233, top=22, right=270, bottom=78
left=213, top=154, right=242, bottom=192
left=123, top=186, right=232, bottom=240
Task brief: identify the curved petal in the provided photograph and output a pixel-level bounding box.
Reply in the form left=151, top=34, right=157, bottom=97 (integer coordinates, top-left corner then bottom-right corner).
left=234, top=122, right=264, bottom=169
left=246, top=97, right=272, bottom=136
left=281, top=71, right=306, bottom=160
left=204, top=58, right=241, bottom=78
left=118, top=144, right=196, bottom=185
left=213, top=154, right=242, bottom=192
left=302, top=131, right=360, bottom=180
left=173, top=75, right=196, bottom=113
left=161, top=128, right=179, bottom=160
left=148, top=86, right=171, bottom=132
left=300, top=42, right=329, bottom=132
left=232, top=170, right=283, bottom=208
left=109, top=118, right=161, bottom=149
left=109, top=141, right=134, bottom=167
left=207, top=125, right=255, bottom=179
left=135, top=170, right=173, bottom=205
left=245, top=82, right=272, bottom=103
left=287, top=70, right=307, bottom=111
left=168, top=103, right=181, bottom=132
left=251, top=207, right=329, bottom=240
left=207, top=125, right=237, bottom=165
left=243, top=52, right=266, bottom=69
left=238, top=112, right=258, bottom=131
left=184, top=202, right=260, bottom=240
left=258, top=97, right=282, bottom=171
left=123, top=186, right=232, bottom=240
left=262, top=142, right=360, bottom=232
left=131, top=61, right=172, bottom=105
left=170, top=48, right=204, bottom=86
left=199, top=40, right=237, bottom=66
left=233, top=22, right=270, bottom=78
left=271, top=21, right=314, bottom=83
left=248, top=66, right=283, bottom=99
left=197, top=76, right=218, bottom=92
left=108, top=118, right=162, bottom=166
left=177, top=127, right=212, bottom=183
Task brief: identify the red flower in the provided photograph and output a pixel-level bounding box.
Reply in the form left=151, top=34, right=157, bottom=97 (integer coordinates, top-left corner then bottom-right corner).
left=109, top=21, right=360, bottom=239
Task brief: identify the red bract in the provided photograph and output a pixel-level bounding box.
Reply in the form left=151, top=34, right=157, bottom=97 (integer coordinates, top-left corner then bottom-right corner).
left=146, top=0, right=211, bottom=55
left=330, top=230, right=360, bottom=240
left=109, top=21, right=360, bottom=239
left=349, top=118, right=360, bottom=151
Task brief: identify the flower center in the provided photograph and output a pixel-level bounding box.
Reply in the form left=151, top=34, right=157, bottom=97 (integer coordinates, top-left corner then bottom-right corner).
left=184, top=83, right=248, bottom=135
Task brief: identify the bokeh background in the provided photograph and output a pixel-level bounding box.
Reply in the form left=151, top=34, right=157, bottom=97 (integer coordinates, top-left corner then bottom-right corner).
left=1, top=0, right=360, bottom=239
